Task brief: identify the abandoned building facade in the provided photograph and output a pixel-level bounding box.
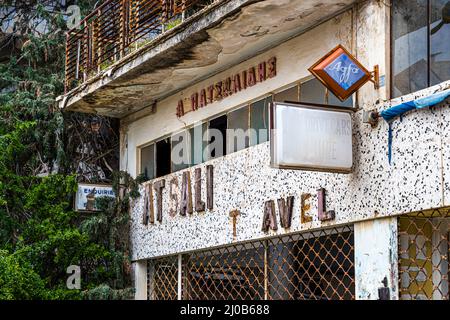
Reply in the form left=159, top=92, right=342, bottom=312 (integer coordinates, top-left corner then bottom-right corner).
left=59, top=0, right=450, bottom=300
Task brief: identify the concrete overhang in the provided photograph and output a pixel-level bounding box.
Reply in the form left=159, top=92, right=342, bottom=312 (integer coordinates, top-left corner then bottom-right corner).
left=57, top=0, right=358, bottom=120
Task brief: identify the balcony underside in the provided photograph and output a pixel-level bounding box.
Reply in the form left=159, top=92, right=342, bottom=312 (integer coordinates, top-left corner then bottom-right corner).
left=58, top=0, right=356, bottom=119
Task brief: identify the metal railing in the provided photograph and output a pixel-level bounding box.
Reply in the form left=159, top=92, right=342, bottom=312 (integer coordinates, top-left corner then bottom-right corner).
left=147, top=225, right=355, bottom=300
left=399, top=207, right=449, bottom=300
left=65, top=0, right=216, bottom=92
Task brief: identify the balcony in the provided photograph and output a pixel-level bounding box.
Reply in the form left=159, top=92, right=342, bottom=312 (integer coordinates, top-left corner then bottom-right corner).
left=59, top=0, right=357, bottom=118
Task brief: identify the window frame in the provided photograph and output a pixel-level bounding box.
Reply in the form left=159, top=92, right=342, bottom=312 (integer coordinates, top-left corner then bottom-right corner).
left=136, top=77, right=355, bottom=180
left=390, top=0, right=449, bottom=97
left=171, top=129, right=191, bottom=173
left=138, top=141, right=156, bottom=180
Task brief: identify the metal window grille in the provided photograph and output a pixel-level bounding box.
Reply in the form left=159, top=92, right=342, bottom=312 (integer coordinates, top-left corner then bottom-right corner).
left=399, top=207, right=450, bottom=300
left=147, top=255, right=179, bottom=300
left=147, top=225, right=355, bottom=300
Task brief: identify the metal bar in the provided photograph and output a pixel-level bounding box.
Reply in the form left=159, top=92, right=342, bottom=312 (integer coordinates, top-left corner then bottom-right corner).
left=264, top=240, right=268, bottom=300
left=65, top=0, right=214, bottom=90
left=178, top=254, right=182, bottom=300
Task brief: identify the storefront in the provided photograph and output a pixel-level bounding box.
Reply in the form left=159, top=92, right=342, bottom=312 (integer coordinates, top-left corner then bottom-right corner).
left=58, top=0, right=450, bottom=300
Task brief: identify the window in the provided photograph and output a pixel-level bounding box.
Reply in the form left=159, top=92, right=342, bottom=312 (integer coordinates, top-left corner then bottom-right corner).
left=139, top=78, right=353, bottom=177
left=140, top=144, right=155, bottom=180
left=189, top=123, right=207, bottom=166
left=300, top=78, right=325, bottom=104
left=207, top=114, right=227, bottom=160
left=250, top=96, right=272, bottom=146
left=171, top=131, right=189, bottom=172
left=274, top=85, right=299, bottom=103
left=274, top=79, right=353, bottom=108
left=227, top=106, right=250, bottom=154
left=392, top=0, right=450, bottom=97
left=156, top=138, right=171, bottom=177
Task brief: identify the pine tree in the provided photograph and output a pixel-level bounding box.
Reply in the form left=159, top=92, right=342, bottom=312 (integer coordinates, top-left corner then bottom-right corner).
left=0, top=1, right=136, bottom=299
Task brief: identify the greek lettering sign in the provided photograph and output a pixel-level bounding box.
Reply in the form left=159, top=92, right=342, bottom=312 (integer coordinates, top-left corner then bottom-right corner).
left=75, top=183, right=115, bottom=212
left=270, top=102, right=353, bottom=172
left=176, top=57, right=277, bottom=117
left=309, top=45, right=372, bottom=101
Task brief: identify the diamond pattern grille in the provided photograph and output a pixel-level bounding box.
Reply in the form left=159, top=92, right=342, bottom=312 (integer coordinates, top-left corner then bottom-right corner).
left=399, top=208, right=450, bottom=300
left=148, top=226, right=355, bottom=300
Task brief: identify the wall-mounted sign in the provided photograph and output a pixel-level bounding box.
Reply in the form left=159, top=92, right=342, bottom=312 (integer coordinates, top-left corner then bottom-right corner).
left=75, top=183, right=115, bottom=212
left=270, top=102, right=353, bottom=173
left=176, top=57, right=277, bottom=117
left=308, top=45, right=378, bottom=101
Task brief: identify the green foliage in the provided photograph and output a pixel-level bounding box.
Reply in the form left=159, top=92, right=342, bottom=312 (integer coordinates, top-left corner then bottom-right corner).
left=166, top=18, right=182, bottom=30
left=0, top=250, right=46, bottom=300
left=0, top=1, right=132, bottom=300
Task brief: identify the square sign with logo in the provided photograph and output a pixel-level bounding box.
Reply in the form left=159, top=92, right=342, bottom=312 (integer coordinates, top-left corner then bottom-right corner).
left=309, top=45, right=372, bottom=101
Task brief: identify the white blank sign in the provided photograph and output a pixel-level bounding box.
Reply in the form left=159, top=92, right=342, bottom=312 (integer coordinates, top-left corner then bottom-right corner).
left=271, top=103, right=353, bottom=172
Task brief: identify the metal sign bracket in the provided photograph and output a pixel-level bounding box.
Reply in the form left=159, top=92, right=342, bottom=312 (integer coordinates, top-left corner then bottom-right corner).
left=369, top=65, right=380, bottom=89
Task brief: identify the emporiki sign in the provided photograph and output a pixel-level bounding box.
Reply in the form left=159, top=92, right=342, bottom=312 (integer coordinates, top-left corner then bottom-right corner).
left=176, top=57, right=277, bottom=117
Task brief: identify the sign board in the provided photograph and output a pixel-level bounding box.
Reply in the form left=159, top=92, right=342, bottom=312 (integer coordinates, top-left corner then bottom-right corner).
left=176, top=57, right=277, bottom=117
left=309, top=45, right=374, bottom=101
left=270, top=102, right=353, bottom=172
left=75, top=183, right=115, bottom=212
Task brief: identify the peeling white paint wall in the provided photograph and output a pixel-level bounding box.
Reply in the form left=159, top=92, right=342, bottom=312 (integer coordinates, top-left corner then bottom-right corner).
left=354, top=217, right=399, bottom=300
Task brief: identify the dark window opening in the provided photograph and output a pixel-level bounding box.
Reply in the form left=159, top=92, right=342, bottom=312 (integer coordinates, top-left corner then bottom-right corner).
left=156, top=138, right=171, bottom=178
left=208, top=115, right=227, bottom=159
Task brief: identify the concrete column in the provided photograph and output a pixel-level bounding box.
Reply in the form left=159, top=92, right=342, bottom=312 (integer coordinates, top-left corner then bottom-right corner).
left=133, top=260, right=148, bottom=300
left=354, top=217, right=399, bottom=300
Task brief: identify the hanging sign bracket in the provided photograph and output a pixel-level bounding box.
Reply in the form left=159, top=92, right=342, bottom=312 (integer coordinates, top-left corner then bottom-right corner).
left=369, top=65, right=380, bottom=90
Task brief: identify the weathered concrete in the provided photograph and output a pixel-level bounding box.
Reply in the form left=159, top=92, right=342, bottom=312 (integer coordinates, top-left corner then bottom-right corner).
left=57, top=0, right=357, bottom=118
left=355, top=218, right=399, bottom=300
left=133, top=261, right=148, bottom=300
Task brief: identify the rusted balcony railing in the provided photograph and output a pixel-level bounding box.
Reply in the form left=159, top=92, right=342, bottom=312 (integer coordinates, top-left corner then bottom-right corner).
left=65, top=0, right=215, bottom=93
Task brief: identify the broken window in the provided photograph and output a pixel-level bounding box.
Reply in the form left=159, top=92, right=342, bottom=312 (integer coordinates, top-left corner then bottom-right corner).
left=156, top=137, right=171, bottom=178
left=250, top=96, right=272, bottom=146
left=140, top=144, right=155, bottom=180
left=227, top=105, right=250, bottom=154
left=207, top=114, right=227, bottom=160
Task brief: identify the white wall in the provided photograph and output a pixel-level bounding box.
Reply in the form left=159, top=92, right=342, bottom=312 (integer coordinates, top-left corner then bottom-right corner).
left=133, top=261, right=148, bottom=300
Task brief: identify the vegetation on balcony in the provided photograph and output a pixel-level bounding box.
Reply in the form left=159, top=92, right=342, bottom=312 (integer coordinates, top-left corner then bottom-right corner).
left=65, top=0, right=216, bottom=92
